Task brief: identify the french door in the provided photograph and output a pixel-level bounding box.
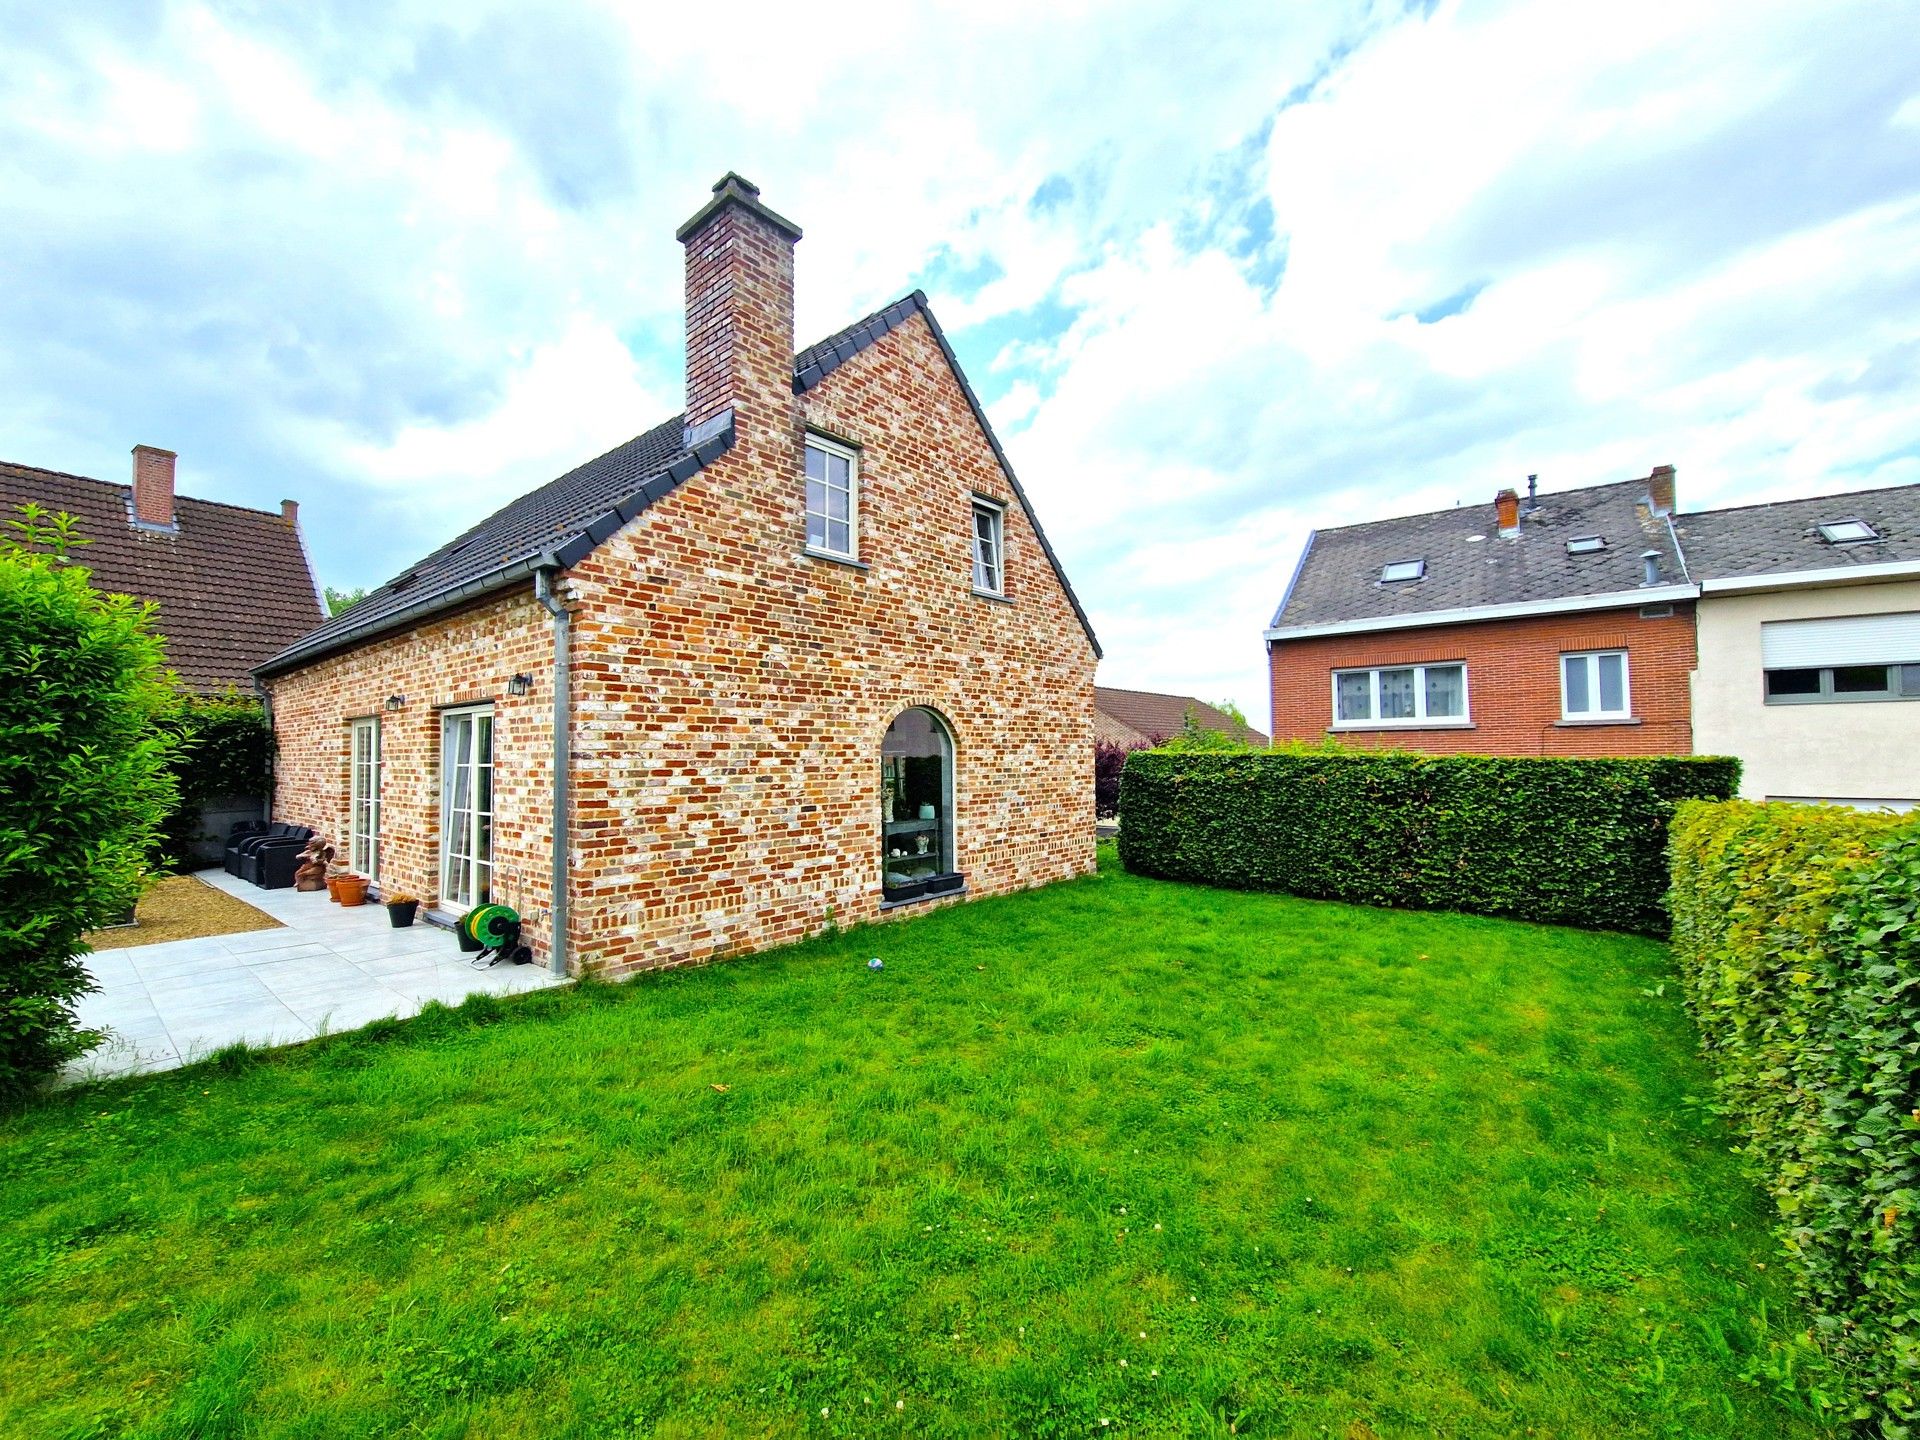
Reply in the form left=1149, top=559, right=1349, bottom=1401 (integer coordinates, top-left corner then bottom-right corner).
left=348, top=717, right=381, bottom=879
left=440, top=705, right=494, bottom=911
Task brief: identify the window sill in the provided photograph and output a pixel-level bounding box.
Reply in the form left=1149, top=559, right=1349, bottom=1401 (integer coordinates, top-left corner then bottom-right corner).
left=970, top=588, right=1012, bottom=605
left=1329, top=721, right=1475, bottom=732
left=802, top=546, right=869, bottom=572
left=1555, top=716, right=1641, bottom=727
left=880, top=883, right=967, bottom=912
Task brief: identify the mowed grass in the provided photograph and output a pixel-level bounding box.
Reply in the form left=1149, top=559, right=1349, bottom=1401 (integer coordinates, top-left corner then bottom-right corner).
left=2, top=851, right=1830, bottom=1439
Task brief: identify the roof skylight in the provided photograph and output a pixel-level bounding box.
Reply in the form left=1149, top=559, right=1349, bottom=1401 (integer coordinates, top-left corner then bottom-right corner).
left=1380, top=559, right=1425, bottom=583
left=1817, top=518, right=1879, bottom=545
left=1566, top=536, right=1607, bottom=555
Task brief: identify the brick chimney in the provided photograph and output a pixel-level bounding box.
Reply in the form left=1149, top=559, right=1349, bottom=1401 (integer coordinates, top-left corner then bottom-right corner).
left=1647, top=464, right=1676, bottom=516
left=131, top=445, right=177, bottom=529
left=1494, top=486, right=1520, bottom=536
left=676, top=173, right=802, bottom=447
left=281, top=499, right=299, bottom=527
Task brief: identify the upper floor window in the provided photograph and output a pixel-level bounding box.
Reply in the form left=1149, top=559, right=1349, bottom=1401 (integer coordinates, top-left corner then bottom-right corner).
left=1762, top=612, right=1920, bottom=703
left=1332, top=662, right=1467, bottom=726
left=805, top=435, right=858, bottom=559
left=1562, top=650, right=1630, bottom=720
left=972, top=499, right=1005, bottom=595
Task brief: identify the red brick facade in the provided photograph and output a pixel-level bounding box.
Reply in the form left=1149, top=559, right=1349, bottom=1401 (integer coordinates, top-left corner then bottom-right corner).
left=1268, top=603, right=1696, bottom=756
left=263, top=182, right=1097, bottom=978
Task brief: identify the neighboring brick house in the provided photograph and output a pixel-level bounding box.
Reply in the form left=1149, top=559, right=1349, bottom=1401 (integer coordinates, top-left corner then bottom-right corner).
left=1266, top=468, right=1696, bottom=755
left=256, top=175, right=1101, bottom=978
left=0, top=449, right=322, bottom=691
left=1095, top=686, right=1268, bottom=746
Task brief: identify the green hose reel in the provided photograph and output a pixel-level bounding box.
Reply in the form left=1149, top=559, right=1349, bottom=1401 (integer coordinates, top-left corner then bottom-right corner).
left=460, top=903, right=519, bottom=949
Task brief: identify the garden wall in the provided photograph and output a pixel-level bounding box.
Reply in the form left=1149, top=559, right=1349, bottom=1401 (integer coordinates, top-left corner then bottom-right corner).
left=1669, top=800, right=1920, bottom=1432
left=1117, top=750, right=1738, bottom=933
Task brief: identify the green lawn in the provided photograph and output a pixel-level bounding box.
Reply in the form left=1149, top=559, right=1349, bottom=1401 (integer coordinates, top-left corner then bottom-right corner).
left=2, top=851, right=1831, bottom=1438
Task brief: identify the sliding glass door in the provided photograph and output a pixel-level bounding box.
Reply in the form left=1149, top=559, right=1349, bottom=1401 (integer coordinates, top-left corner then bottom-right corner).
left=440, top=705, right=493, bottom=911
left=348, top=717, right=380, bottom=879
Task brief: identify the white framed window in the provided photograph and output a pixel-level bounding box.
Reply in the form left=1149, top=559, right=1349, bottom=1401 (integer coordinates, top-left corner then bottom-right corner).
left=804, top=434, right=858, bottom=559
left=971, top=499, right=1004, bottom=595
left=440, top=704, right=494, bottom=911
left=1331, top=662, right=1468, bottom=726
left=1562, top=650, right=1630, bottom=720
left=348, top=717, right=380, bottom=880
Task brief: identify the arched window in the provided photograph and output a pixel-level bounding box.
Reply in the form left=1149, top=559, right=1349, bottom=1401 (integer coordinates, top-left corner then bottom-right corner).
left=881, top=708, right=959, bottom=901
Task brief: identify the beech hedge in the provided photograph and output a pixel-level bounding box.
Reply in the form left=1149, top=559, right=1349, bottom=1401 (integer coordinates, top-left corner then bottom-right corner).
left=1669, top=800, right=1920, bottom=1432
left=1116, top=749, right=1739, bottom=933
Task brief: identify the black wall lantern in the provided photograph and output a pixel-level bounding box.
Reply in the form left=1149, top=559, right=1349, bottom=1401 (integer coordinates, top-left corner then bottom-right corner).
left=507, top=673, right=534, bottom=697
left=385, top=694, right=405, bottom=711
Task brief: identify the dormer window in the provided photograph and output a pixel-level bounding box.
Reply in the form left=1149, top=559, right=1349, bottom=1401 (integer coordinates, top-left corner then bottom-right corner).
left=1379, top=559, right=1425, bottom=583
left=1817, top=518, right=1879, bottom=545
left=1566, top=536, right=1607, bottom=555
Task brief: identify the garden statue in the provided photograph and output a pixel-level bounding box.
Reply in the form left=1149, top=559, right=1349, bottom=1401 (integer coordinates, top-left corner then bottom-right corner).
left=294, top=836, right=335, bottom=892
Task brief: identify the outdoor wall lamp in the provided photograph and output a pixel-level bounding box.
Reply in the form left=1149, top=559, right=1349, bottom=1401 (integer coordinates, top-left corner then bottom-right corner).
left=385, top=694, right=405, bottom=711
left=507, top=673, right=534, bottom=697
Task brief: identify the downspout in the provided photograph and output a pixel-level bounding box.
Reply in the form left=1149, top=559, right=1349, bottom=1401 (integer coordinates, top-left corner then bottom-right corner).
left=533, top=561, right=571, bottom=976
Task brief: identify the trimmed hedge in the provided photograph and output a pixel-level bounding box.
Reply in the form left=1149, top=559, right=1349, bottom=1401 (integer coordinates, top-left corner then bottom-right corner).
left=155, top=691, right=274, bottom=870
left=1117, top=749, right=1739, bottom=933
left=1669, top=800, right=1920, bottom=1432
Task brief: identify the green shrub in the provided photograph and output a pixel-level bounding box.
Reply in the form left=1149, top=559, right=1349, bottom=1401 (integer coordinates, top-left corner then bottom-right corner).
left=1669, top=800, right=1920, bottom=1432
left=155, top=691, right=273, bottom=870
left=1117, top=750, right=1738, bottom=933
left=0, top=506, right=177, bottom=1098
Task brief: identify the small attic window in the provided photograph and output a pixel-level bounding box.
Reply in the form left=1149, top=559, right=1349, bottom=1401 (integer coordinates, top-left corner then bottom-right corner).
left=1566, top=536, right=1607, bottom=555
left=1817, top=518, right=1879, bottom=545
left=389, top=572, right=419, bottom=593
left=1379, top=559, right=1425, bottom=583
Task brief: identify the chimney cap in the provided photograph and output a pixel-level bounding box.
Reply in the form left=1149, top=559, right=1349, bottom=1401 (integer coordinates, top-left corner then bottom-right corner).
left=132, top=443, right=178, bottom=458
left=676, top=172, right=803, bottom=245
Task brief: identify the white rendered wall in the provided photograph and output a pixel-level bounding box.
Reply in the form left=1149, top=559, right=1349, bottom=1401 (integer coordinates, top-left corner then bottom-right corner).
left=1692, top=579, right=1920, bottom=810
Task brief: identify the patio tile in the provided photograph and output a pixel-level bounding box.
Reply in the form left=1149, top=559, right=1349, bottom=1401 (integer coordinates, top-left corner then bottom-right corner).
left=143, top=969, right=278, bottom=1004
left=70, top=1035, right=183, bottom=1079
left=124, top=937, right=249, bottom=973
left=292, top=992, right=416, bottom=1033
left=75, top=988, right=168, bottom=1036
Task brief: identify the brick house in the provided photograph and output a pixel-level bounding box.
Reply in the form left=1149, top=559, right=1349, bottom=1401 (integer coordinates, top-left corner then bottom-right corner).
left=0, top=449, right=322, bottom=692
left=256, top=175, right=1101, bottom=977
left=1094, top=686, right=1268, bottom=747
left=1265, top=468, right=1696, bottom=755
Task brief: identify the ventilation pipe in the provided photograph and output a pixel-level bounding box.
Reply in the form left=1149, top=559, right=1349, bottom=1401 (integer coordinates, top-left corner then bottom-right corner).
left=1640, top=549, right=1662, bottom=586
left=1523, top=473, right=1539, bottom=515
left=533, top=561, right=571, bottom=976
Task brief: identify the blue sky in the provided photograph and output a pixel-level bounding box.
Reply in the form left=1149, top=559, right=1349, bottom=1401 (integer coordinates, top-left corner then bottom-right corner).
left=4, top=1, right=1918, bottom=720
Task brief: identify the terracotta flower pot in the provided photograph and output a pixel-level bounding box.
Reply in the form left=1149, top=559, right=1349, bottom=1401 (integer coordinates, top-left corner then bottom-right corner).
left=326, top=874, right=345, bottom=903
left=335, top=875, right=370, bottom=907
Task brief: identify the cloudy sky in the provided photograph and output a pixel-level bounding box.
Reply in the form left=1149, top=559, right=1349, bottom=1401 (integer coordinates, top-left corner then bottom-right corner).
left=4, top=1, right=1917, bottom=719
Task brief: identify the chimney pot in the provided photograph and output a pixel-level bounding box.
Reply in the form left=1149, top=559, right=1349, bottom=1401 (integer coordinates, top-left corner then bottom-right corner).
left=1641, top=548, right=1662, bottom=585
left=1495, top=487, right=1520, bottom=536
left=1647, top=464, right=1676, bottom=516
left=131, top=445, right=177, bottom=529
left=281, top=499, right=299, bottom=527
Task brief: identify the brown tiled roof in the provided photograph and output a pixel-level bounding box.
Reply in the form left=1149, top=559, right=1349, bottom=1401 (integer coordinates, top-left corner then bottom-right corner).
left=1094, top=686, right=1269, bottom=746
left=0, top=459, right=323, bottom=693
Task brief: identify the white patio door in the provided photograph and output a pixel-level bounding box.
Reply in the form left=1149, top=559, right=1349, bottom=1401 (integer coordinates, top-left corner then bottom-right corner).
left=440, top=705, right=494, bottom=911
left=349, top=717, right=381, bottom=879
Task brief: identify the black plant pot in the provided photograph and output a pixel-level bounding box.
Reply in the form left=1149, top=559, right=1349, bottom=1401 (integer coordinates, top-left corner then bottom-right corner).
left=385, top=900, right=419, bottom=929
left=454, top=925, right=483, bottom=953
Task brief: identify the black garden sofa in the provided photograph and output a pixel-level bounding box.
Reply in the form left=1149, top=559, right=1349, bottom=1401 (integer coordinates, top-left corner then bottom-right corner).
left=223, top=820, right=315, bottom=890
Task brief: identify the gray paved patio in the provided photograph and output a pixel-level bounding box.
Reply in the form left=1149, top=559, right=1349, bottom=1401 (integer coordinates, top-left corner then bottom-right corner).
left=68, top=869, right=567, bottom=1082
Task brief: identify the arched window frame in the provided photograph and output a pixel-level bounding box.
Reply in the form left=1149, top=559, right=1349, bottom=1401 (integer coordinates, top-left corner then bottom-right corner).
left=879, top=706, right=962, bottom=903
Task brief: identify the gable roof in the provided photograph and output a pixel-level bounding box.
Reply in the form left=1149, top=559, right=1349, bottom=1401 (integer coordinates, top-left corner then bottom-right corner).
left=260, top=291, right=1097, bottom=677
left=1095, top=686, right=1268, bottom=746
left=0, top=459, right=323, bottom=692
left=1675, top=482, right=1920, bottom=584
left=1270, top=474, right=1687, bottom=636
